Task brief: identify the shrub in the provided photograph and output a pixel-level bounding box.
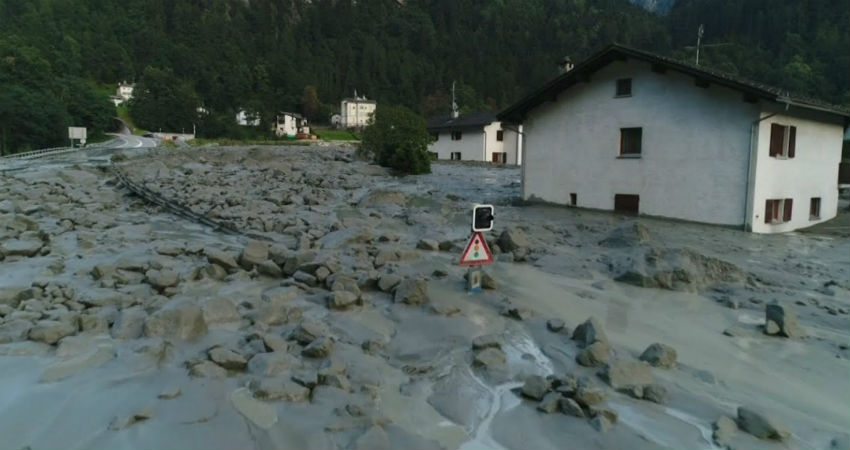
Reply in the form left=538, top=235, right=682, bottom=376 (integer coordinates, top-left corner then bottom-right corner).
left=359, top=105, right=431, bottom=175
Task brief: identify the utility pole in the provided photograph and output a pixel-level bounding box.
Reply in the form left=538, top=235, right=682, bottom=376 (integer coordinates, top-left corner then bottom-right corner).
left=695, top=24, right=704, bottom=65
left=451, top=81, right=459, bottom=119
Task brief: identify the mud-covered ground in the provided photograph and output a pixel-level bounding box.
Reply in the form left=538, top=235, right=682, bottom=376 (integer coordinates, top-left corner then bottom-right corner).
left=1, top=144, right=848, bottom=450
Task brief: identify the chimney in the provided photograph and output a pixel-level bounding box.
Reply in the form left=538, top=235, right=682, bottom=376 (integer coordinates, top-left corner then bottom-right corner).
left=559, top=56, right=574, bottom=74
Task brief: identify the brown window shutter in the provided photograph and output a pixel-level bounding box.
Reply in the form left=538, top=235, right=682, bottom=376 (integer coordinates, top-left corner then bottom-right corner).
left=765, top=199, right=772, bottom=224
left=788, top=126, right=796, bottom=158
left=783, top=198, right=793, bottom=222
left=769, top=124, right=784, bottom=156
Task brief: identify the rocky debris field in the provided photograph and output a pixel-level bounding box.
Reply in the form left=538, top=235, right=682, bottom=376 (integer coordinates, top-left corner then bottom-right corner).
left=0, top=145, right=848, bottom=450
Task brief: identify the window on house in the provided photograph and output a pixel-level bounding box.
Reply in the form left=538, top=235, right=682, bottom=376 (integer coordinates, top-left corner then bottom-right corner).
left=491, top=152, right=506, bottom=164
left=570, top=193, right=577, bottom=206
left=451, top=131, right=462, bottom=140
left=496, top=130, right=504, bottom=141
left=451, top=152, right=461, bottom=160
left=769, top=123, right=796, bottom=158
left=619, top=128, right=642, bottom=156
left=616, top=78, right=632, bottom=97
left=614, top=194, right=640, bottom=215
left=810, top=197, right=821, bottom=220
left=764, top=198, right=793, bottom=224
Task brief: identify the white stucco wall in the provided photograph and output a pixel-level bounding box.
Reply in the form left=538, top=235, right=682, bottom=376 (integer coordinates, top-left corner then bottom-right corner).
left=748, top=108, right=844, bottom=233
left=502, top=128, right=521, bottom=165
left=522, top=59, right=760, bottom=226
left=430, top=130, right=485, bottom=161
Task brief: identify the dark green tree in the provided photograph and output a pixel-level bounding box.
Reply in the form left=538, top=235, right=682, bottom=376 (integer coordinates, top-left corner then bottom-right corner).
left=129, top=66, right=199, bottom=132
left=360, top=105, right=431, bottom=175
left=301, top=85, right=321, bottom=123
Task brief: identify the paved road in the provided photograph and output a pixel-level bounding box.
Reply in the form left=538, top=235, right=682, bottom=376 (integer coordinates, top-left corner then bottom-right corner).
left=0, top=133, right=157, bottom=172
left=108, top=133, right=158, bottom=149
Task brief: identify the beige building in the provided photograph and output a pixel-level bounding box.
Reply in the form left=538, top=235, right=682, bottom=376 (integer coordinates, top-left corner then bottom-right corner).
left=340, top=93, right=376, bottom=128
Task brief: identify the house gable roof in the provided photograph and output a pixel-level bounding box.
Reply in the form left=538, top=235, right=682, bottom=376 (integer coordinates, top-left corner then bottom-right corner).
left=427, top=112, right=498, bottom=132
left=498, top=44, right=850, bottom=123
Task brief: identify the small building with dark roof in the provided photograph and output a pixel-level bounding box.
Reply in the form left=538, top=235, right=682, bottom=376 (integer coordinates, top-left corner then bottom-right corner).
left=499, top=44, right=849, bottom=233
left=427, top=112, right=521, bottom=164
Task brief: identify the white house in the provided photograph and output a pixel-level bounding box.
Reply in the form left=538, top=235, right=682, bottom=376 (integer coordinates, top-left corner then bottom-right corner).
left=427, top=112, right=521, bottom=165
left=273, top=112, right=310, bottom=138
left=340, top=93, right=376, bottom=128
left=235, top=109, right=261, bottom=127
left=111, top=81, right=135, bottom=106
left=499, top=44, right=849, bottom=233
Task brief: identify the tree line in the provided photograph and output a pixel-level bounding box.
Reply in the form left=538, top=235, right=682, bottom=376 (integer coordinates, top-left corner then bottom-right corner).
left=0, top=0, right=847, bottom=152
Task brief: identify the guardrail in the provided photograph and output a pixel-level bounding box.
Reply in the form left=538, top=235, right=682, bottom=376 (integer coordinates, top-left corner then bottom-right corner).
left=111, top=163, right=273, bottom=242
left=0, top=140, right=116, bottom=161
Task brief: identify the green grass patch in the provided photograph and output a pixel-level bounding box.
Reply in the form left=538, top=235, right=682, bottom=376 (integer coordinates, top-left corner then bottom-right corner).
left=116, top=105, right=149, bottom=135
left=314, top=128, right=361, bottom=141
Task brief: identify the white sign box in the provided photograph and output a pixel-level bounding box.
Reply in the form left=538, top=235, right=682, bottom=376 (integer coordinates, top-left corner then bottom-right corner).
left=68, top=127, right=87, bottom=140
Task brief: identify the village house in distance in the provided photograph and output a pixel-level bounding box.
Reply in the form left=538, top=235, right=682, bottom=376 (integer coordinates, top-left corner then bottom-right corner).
left=339, top=92, right=376, bottom=129
left=499, top=44, right=849, bottom=233
left=427, top=111, right=522, bottom=165
left=110, top=81, right=134, bottom=106
left=273, top=112, right=310, bottom=138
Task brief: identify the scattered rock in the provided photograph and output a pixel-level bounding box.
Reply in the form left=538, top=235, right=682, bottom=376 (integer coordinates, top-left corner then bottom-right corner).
left=189, top=361, right=227, bottom=378
left=498, top=227, right=529, bottom=252
left=291, top=319, right=330, bottom=345
left=247, top=351, right=300, bottom=376
left=145, top=269, right=179, bottom=291
left=574, top=386, right=605, bottom=407
left=500, top=305, right=533, bottom=321
left=0, top=319, right=34, bottom=343
left=737, top=406, right=790, bottom=441
left=329, top=291, right=359, bottom=310
left=208, top=346, right=247, bottom=370
left=764, top=303, right=805, bottom=338
left=201, top=297, right=240, bottom=325
left=521, top=375, right=552, bottom=401
left=144, top=299, right=207, bottom=340
left=302, top=336, right=334, bottom=358
left=240, top=241, right=270, bottom=270
left=28, top=320, right=76, bottom=344
left=639, top=343, right=678, bottom=369
left=713, top=415, right=738, bottom=446
left=642, top=384, right=669, bottom=404
left=206, top=248, right=239, bottom=271
left=572, top=317, right=607, bottom=347
left=600, top=361, right=653, bottom=390
left=481, top=271, right=498, bottom=290
left=250, top=378, right=310, bottom=402
left=353, top=425, right=391, bottom=450
left=559, top=398, right=585, bottom=417
left=416, top=239, right=439, bottom=251
left=111, top=306, right=147, bottom=340
left=291, top=369, right=319, bottom=389
left=537, top=392, right=562, bottom=413
left=377, top=274, right=401, bottom=292
left=393, top=278, right=428, bottom=305
left=546, top=319, right=565, bottom=333
left=320, top=372, right=352, bottom=392
left=472, top=334, right=501, bottom=350
left=1, top=238, right=43, bottom=257
left=258, top=260, right=283, bottom=277
left=473, top=347, right=506, bottom=368
left=576, top=341, right=610, bottom=367
left=591, top=414, right=614, bottom=432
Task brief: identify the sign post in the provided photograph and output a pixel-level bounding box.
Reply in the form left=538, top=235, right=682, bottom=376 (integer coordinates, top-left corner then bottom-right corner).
left=459, top=204, right=495, bottom=293
left=68, top=127, right=87, bottom=148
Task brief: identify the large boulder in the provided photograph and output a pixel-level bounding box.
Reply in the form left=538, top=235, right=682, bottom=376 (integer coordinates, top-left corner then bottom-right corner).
left=639, top=343, right=678, bottom=369
left=600, top=361, right=653, bottom=390
left=201, top=297, right=240, bottom=324
left=572, top=317, right=608, bottom=347
left=393, top=278, right=429, bottom=305
left=250, top=378, right=310, bottom=402
left=247, top=351, right=301, bottom=376
left=290, top=319, right=330, bottom=345
left=1, top=238, right=43, bottom=257
left=205, top=248, right=239, bottom=271
left=0, top=319, right=34, bottom=343
left=143, top=299, right=208, bottom=340
left=145, top=269, right=179, bottom=291
left=239, top=241, right=269, bottom=270
left=498, top=227, right=529, bottom=252
left=111, top=306, right=147, bottom=340
left=208, top=346, right=247, bottom=370
left=28, top=320, right=77, bottom=344
left=302, top=336, right=334, bottom=358
left=737, top=407, right=790, bottom=441
left=764, top=303, right=805, bottom=338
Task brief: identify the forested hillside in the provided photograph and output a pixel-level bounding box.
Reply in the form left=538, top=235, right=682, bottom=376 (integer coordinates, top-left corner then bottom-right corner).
left=0, top=0, right=847, bottom=152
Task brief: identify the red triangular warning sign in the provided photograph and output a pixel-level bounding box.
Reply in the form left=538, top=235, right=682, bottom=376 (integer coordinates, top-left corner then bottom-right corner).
left=459, top=231, right=494, bottom=266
